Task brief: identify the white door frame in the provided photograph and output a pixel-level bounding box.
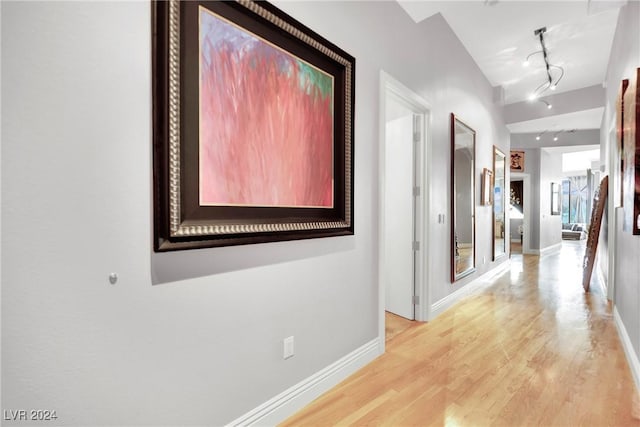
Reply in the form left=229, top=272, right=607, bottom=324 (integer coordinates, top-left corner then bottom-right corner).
left=378, top=71, right=432, bottom=353
left=510, top=173, right=533, bottom=254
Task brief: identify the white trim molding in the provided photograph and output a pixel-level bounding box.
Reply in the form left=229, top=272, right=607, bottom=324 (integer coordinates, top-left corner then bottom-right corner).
left=527, top=242, right=562, bottom=256
left=596, top=263, right=608, bottom=299
left=378, top=69, right=433, bottom=351
left=613, top=306, right=640, bottom=392
left=430, top=261, right=510, bottom=320
left=226, top=338, right=381, bottom=427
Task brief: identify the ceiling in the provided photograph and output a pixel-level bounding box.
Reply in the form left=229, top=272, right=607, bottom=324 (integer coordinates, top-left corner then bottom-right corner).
left=506, top=107, right=604, bottom=133
left=397, top=0, right=626, bottom=134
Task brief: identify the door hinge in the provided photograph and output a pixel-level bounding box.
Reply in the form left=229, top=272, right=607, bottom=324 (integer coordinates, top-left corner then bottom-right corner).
left=413, top=295, right=420, bottom=305
left=413, top=186, right=421, bottom=197
left=412, top=241, right=420, bottom=251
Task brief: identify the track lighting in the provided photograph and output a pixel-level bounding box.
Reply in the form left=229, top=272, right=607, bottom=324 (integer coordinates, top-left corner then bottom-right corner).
left=539, top=100, right=552, bottom=109
left=552, top=130, right=565, bottom=141
left=524, top=27, right=565, bottom=101
left=522, top=50, right=541, bottom=68
left=536, top=129, right=575, bottom=142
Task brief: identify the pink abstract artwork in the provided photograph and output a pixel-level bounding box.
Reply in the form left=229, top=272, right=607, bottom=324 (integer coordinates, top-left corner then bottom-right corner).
left=198, top=7, right=334, bottom=208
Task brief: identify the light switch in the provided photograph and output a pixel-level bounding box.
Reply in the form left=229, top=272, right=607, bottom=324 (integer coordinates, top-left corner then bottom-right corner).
left=283, top=336, right=294, bottom=359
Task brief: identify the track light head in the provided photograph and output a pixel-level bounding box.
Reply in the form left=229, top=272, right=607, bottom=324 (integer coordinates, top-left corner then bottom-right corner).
left=553, top=136, right=558, bottom=141
left=536, top=135, right=541, bottom=141
left=547, top=103, right=552, bottom=109
left=523, top=60, right=530, bottom=67
left=550, top=85, right=557, bottom=91
left=529, top=93, right=538, bottom=101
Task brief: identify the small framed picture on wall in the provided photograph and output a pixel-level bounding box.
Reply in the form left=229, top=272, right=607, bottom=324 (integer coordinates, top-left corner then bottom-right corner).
left=481, top=168, right=493, bottom=206
left=510, top=150, right=525, bottom=172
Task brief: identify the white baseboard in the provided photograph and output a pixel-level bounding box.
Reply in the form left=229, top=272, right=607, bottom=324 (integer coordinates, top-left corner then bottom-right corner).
left=226, top=338, right=381, bottom=426
left=527, top=242, right=562, bottom=256
left=539, top=242, right=562, bottom=256
left=430, top=260, right=510, bottom=320
left=596, top=264, right=608, bottom=298
left=613, top=306, right=640, bottom=392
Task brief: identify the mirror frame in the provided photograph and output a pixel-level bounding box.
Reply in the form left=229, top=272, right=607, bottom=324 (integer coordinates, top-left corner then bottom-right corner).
left=450, top=113, right=476, bottom=282
left=492, top=146, right=507, bottom=261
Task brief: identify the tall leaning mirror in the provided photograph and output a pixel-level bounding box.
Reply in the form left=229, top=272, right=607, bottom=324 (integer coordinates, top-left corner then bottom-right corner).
left=493, top=146, right=506, bottom=260
left=451, top=114, right=476, bottom=282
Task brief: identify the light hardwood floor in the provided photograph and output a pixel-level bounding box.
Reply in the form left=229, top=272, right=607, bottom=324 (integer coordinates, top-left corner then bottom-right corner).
left=281, top=242, right=640, bottom=426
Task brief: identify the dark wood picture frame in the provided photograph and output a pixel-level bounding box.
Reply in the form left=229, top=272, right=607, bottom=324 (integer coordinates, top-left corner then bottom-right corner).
left=451, top=113, right=476, bottom=283
left=616, top=79, right=629, bottom=207
left=622, top=68, right=640, bottom=235
left=481, top=168, right=493, bottom=206
left=152, top=0, right=355, bottom=251
left=550, top=182, right=560, bottom=215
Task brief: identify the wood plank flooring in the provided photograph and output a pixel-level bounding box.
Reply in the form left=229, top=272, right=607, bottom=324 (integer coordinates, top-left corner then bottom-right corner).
left=281, top=242, right=640, bottom=426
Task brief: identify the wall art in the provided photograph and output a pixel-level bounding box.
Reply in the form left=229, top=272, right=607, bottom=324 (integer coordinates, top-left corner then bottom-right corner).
left=510, top=150, right=524, bottom=172
left=481, top=168, right=493, bottom=206
left=152, top=0, right=355, bottom=251
left=616, top=79, right=629, bottom=207
left=622, top=68, right=640, bottom=235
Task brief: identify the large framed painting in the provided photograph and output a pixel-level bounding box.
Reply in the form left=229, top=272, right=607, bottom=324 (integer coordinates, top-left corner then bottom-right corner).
left=152, top=0, right=355, bottom=251
left=622, top=68, right=640, bottom=235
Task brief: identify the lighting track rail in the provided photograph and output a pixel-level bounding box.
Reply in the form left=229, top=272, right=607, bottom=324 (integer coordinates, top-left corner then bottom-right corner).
left=524, top=27, right=565, bottom=101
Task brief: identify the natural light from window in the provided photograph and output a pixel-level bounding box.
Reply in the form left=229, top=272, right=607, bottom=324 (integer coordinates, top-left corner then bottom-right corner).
left=562, top=149, right=600, bottom=173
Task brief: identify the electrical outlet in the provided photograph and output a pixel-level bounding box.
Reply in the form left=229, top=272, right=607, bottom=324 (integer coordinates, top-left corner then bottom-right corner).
left=283, top=336, right=294, bottom=360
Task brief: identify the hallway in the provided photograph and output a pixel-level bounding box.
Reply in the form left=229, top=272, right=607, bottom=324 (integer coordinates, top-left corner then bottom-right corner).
left=282, top=243, right=639, bottom=426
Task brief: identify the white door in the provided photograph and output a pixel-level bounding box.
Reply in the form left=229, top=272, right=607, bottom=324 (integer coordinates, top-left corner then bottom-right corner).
left=384, top=93, right=418, bottom=320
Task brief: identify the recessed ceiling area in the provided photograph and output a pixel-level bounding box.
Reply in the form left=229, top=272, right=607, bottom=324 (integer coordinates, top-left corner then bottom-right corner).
left=395, top=1, right=626, bottom=138
left=506, top=107, right=604, bottom=133
left=396, top=1, right=622, bottom=105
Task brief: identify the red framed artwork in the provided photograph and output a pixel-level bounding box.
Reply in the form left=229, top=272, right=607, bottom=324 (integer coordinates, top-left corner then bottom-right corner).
left=152, top=0, right=355, bottom=250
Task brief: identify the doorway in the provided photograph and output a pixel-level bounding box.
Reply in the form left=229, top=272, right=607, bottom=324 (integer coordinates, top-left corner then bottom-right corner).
left=510, top=173, right=532, bottom=255
left=379, top=71, right=431, bottom=349
left=384, top=93, right=418, bottom=319
left=510, top=180, right=524, bottom=254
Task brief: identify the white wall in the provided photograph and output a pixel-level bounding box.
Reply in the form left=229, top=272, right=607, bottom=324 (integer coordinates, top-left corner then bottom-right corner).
left=539, top=149, right=563, bottom=250
left=2, top=1, right=509, bottom=425
left=601, top=0, right=640, bottom=370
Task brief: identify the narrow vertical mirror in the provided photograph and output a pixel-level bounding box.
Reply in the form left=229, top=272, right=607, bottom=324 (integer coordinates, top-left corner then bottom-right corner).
left=451, top=114, right=476, bottom=282
left=493, top=146, right=506, bottom=260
